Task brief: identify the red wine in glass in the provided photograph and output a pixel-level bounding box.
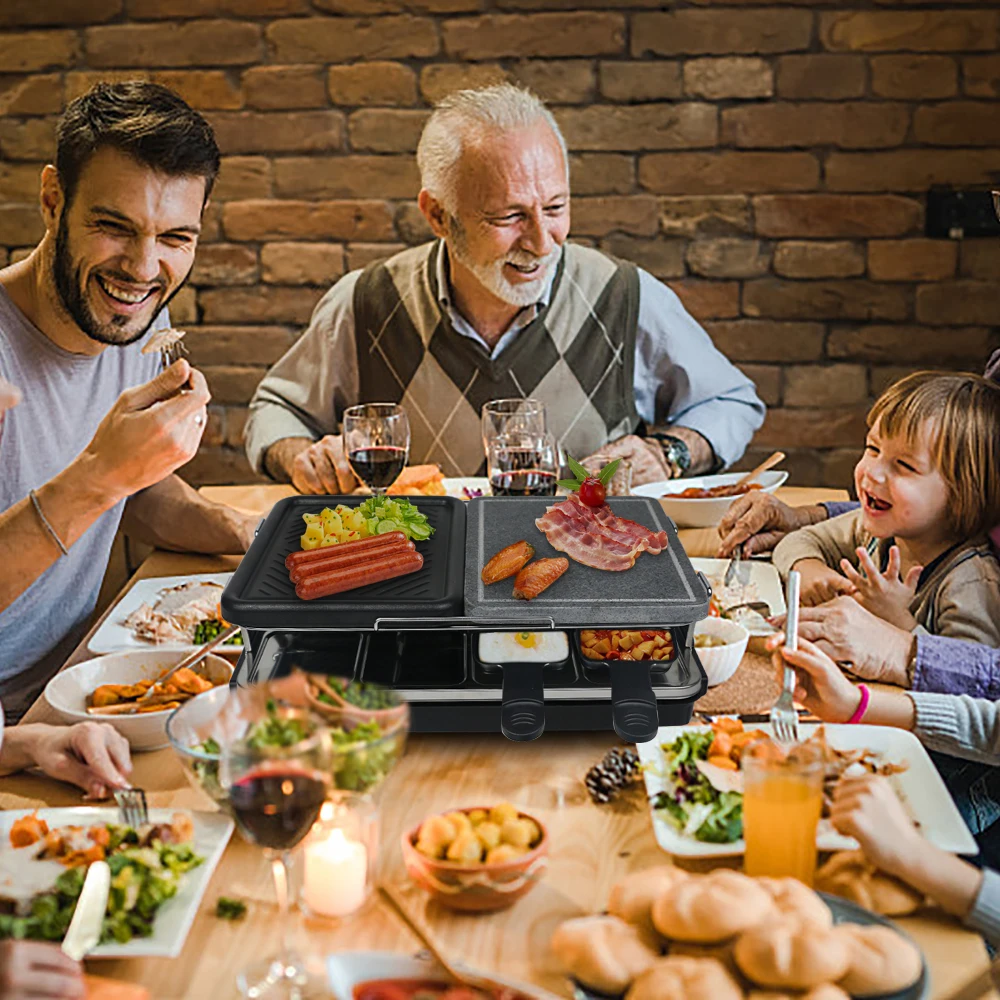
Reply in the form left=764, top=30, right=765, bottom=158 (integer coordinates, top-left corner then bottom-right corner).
left=348, top=446, right=408, bottom=492
left=229, top=767, right=327, bottom=851
left=490, top=470, right=558, bottom=497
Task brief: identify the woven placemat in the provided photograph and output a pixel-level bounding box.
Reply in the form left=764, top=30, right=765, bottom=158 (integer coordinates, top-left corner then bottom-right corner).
left=693, top=650, right=781, bottom=717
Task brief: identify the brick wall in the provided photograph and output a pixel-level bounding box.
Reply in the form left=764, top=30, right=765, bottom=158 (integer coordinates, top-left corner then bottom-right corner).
left=2, top=1, right=999, bottom=489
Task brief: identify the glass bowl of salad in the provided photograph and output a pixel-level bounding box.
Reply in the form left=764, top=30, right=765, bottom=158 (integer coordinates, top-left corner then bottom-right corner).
left=167, top=678, right=409, bottom=806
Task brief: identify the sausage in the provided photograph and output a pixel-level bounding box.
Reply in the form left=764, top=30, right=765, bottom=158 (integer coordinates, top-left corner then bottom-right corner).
left=286, top=530, right=408, bottom=570
left=295, top=550, right=424, bottom=601
left=288, top=537, right=415, bottom=584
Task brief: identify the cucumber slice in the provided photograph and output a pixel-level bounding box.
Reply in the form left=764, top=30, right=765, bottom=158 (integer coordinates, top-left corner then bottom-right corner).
left=408, top=521, right=431, bottom=539
left=376, top=519, right=400, bottom=534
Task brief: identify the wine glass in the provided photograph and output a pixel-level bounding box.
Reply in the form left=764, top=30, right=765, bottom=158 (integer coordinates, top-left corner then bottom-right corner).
left=481, top=398, right=546, bottom=457
left=487, top=432, right=559, bottom=497
left=343, top=403, right=410, bottom=495
left=221, top=709, right=332, bottom=1000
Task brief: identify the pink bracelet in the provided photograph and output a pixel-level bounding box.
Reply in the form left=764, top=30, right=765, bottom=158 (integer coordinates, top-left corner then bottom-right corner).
left=847, top=684, right=871, bottom=724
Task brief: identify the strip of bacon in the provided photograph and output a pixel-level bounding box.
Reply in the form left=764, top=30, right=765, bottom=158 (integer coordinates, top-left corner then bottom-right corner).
left=534, top=495, right=668, bottom=571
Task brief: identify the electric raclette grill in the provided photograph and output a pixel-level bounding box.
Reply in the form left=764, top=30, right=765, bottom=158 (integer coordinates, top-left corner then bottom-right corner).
left=222, top=495, right=711, bottom=743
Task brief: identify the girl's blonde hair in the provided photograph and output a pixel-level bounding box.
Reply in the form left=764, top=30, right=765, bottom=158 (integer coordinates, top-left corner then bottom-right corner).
left=869, top=370, right=1000, bottom=539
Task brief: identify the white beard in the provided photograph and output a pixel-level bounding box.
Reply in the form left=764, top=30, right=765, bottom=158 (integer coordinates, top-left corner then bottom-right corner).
left=447, top=220, right=561, bottom=308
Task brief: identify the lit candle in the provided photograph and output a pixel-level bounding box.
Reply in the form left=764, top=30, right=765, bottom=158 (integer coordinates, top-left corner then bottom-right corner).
left=303, top=827, right=368, bottom=918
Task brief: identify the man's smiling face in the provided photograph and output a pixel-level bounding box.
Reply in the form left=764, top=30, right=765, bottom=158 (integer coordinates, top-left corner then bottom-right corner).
left=50, top=145, right=205, bottom=347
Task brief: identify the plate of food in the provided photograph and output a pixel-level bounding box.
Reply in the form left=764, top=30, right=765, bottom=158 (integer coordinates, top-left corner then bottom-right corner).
left=638, top=721, right=976, bottom=858
left=632, top=470, right=788, bottom=528
left=442, top=476, right=490, bottom=501
left=88, top=574, right=241, bottom=656
left=0, top=807, right=233, bottom=958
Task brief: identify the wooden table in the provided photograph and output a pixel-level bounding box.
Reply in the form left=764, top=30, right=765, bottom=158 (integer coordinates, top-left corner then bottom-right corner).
left=10, top=485, right=994, bottom=1000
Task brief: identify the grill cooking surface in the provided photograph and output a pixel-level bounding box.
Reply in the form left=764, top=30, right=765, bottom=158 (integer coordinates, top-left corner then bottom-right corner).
left=465, top=496, right=710, bottom=626
left=221, top=495, right=466, bottom=629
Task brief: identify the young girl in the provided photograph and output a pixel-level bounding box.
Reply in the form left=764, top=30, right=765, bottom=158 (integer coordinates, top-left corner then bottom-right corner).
left=773, top=371, right=1000, bottom=645
left=773, top=633, right=1000, bottom=941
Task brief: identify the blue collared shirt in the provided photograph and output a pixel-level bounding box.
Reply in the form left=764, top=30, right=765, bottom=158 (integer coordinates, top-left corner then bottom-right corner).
left=435, top=242, right=765, bottom=468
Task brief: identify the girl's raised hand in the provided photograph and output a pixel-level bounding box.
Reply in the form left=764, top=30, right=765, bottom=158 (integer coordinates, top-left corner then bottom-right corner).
left=767, top=634, right=862, bottom=723
left=840, top=545, right=920, bottom=630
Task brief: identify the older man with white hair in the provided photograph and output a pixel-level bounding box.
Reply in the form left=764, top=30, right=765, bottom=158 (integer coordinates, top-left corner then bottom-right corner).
left=246, top=84, right=765, bottom=491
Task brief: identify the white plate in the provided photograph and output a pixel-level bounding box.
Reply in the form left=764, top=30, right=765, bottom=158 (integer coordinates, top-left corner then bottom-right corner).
left=0, top=807, right=233, bottom=958
left=442, top=476, right=491, bottom=500
left=88, top=573, right=238, bottom=656
left=638, top=722, right=978, bottom=859
left=632, top=471, right=788, bottom=528
left=690, top=557, right=785, bottom=634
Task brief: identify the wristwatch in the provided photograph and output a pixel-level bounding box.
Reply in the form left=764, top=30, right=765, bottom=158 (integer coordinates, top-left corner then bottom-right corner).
left=650, top=433, right=691, bottom=479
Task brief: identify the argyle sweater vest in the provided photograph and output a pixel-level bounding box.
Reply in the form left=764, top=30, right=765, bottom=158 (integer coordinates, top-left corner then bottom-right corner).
left=352, top=241, right=641, bottom=476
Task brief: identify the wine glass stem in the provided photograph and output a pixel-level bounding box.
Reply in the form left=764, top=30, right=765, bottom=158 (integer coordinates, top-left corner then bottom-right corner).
left=272, top=852, right=296, bottom=971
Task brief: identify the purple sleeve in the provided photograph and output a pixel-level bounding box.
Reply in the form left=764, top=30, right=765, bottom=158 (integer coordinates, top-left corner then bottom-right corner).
left=913, top=632, right=1000, bottom=698
left=821, top=501, right=860, bottom=519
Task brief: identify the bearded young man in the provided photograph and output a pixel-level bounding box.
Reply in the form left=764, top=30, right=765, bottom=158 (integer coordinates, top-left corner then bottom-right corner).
left=0, top=82, right=256, bottom=719
left=246, top=83, right=765, bottom=494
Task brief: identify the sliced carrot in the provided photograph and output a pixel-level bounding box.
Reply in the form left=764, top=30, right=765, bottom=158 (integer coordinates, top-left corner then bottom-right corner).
left=10, top=812, right=48, bottom=848
left=707, top=755, right=739, bottom=771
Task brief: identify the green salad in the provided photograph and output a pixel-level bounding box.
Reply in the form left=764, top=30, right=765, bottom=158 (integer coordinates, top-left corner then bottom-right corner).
left=316, top=677, right=399, bottom=711
left=650, top=730, right=744, bottom=844
left=0, top=827, right=203, bottom=946
left=356, top=494, right=434, bottom=542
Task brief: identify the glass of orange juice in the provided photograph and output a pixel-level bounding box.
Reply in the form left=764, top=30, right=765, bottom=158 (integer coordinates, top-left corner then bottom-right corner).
left=742, top=738, right=824, bottom=885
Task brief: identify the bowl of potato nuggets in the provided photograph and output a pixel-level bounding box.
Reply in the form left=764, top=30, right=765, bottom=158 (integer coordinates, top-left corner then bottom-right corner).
left=402, top=802, right=549, bottom=912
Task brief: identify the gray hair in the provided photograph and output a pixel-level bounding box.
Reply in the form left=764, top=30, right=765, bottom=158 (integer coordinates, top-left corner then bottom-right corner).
left=417, top=83, right=568, bottom=214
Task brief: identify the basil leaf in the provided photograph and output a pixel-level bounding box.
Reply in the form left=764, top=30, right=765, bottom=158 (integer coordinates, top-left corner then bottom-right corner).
left=556, top=479, right=581, bottom=492
left=598, top=458, right=621, bottom=487
left=566, top=455, right=590, bottom=481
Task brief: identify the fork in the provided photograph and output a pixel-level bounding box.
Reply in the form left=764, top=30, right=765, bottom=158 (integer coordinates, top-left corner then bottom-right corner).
left=723, top=543, right=752, bottom=592
left=770, top=569, right=801, bottom=745
left=114, top=788, right=148, bottom=827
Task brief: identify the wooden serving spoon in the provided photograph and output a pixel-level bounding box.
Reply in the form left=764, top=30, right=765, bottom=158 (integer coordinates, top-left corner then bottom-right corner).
left=732, top=450, right=785, bottom=491
left=377, top=884, right=563, bottom=1000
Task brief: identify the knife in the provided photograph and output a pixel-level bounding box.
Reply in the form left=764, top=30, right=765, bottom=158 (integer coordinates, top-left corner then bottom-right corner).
left=62, top=860, right=110, bottom=962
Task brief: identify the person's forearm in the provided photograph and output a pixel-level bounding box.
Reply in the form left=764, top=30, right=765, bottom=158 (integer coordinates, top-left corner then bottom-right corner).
left=912, top=633, right=1000, bottom=697
left=884, top=838, right=983, bottom=920
left=857, top=687, right=918, bottom=730
left=0, top=454, right=124, bottom=613
left=263, top=437, right=313, bottom=484
left=0, top=724, right=49, bottom=776
left=122, top=474, right=252, bottom=554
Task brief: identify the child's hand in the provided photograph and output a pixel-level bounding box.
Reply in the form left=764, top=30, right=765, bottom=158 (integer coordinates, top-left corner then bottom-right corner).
left=768, top=635, right=862, bottom=722
left=793, top=558, right=857, bottom=607
left=839, top=545, right=920, bottom=631
left=829, top=775, right=926, bottom=880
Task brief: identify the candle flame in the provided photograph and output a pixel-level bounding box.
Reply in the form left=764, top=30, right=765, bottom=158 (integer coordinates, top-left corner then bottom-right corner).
left=320, top=801, right=334, bottom=822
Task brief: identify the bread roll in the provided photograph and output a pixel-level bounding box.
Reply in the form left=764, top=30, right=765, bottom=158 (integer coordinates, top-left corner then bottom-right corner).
left=734, top=921, right=851, bottom=989
left=758, top=877, right=833, bottom=929
left=815, top=850, right=923, bottom=917
left=551, top=915, right=660, bottom=994
left=608, top=866, right=688, bottom=939
left=625, top=956, right=742, bottom=1000
left=651, top=870, right=774, bottom=943
left=837, top=924, right=922, bottom=996
left=746, top=988, right=850, bottom=1000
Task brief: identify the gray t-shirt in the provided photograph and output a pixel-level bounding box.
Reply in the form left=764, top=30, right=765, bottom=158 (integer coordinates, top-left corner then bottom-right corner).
left=0, top=285, right=164, bottom=717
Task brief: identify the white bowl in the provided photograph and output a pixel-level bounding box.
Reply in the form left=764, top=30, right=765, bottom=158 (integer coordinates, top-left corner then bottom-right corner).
left=694, top=617, right=749, bottom=687
left=44, top=650, right=232, bottom=751
left=326, top=951, right=448, bottom=1000
left=632, top=470, right=789, bottom=528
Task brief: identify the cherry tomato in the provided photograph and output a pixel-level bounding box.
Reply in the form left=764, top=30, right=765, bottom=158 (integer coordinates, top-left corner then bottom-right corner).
left=578, top=476, right=606, bottom=507
left=604, top=650, right=621, bottom=660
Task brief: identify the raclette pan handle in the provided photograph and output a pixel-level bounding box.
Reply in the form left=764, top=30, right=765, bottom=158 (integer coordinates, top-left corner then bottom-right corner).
left=609, top=660, right=659, bottom=744
left=500, top=662, right=546, bottom=742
